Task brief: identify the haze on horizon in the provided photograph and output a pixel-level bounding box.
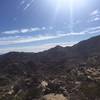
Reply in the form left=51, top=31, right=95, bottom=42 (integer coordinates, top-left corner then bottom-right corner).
left=0, top=0, right=100, bottom=54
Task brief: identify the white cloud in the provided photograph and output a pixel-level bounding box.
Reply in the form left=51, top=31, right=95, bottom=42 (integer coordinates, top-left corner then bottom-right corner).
left=20, top=0, right=26, bottom=5
left=0, top=36, right=20, bottom=41
left=20, top=29, right=29, bottom=33
left=67, top=32, right=85, bottom=36
left=84, top=26, right=100, bottom=34
left=91, top=9, right=99, bottom=16
left=30, top=27, right=41, bottom=31
left=88, top=30, right=100, bottom=34
left=2, top=30, right=19, bottom=34
left=93, top=17, right=100, bottom=21
left=89, top=9, right=100, bottom=22
left=42, top=27, right=46, bottom=30
left=95, top=17, right=100, bottom=21
left=0, top=25, right=100, bottom=46
left=90, top=17, right=100, bottom=22
left=0, top=32, right=83, bottom=46
left=24, top=3, right=31, bottom=10
left=85, top=26, right=100, bottom=33
left=0, top=33, right=67, bottom=45
left=24, top=0, right=35, bottom=10
left=86, top=26, right=100, bottom=31
left=2, top=27, right=42, bottom=35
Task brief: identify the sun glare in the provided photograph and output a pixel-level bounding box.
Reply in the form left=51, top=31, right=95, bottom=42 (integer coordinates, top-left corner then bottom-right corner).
left=48, top=0, right=86, bottom=10
left=51, top=0, right=86, bottom=32
left=46, top=0, right=86, bottom=32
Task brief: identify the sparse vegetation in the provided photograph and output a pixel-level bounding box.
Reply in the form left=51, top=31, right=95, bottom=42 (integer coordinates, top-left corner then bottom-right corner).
left=0, top=36, right=100, bottom=100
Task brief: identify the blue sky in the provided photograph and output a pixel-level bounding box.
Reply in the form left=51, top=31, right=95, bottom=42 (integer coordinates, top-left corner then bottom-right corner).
left=0, top=0, right=100, bottom=53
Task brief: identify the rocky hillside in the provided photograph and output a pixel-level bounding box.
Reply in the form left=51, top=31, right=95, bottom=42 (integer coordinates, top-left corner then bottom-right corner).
left=0, top=35, right=100, bottom=100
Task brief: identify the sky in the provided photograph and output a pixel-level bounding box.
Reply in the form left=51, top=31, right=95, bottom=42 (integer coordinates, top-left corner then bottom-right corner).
left=0, top=0, right=100, bottom=54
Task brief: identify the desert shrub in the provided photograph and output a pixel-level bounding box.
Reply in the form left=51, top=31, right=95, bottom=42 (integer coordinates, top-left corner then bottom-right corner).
left=0, top=77, right=9, bottom=86
left=80, top=82, right=100, bottom=99
left=24, top=87, right=42, bottom=100
left=44, top=82, right=66, bottom=95
left=0, top=95, right=14, bottom=100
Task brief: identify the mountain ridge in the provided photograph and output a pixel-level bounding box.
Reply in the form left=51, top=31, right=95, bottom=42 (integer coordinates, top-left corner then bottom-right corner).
left=1, top=35, right=100, bottom=57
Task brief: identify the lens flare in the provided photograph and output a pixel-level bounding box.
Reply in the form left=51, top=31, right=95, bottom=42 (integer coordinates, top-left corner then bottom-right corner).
left=47, top=0, right=86, bottom=32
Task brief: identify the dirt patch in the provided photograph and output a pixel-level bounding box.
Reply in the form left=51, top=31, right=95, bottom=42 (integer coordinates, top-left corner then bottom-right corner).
left=41, top=93, right=68, bottom=100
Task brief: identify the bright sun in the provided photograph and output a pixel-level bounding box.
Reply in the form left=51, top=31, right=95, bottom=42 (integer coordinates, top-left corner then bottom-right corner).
left=47, top=0, right=86, bottom=31
left=48, top=0, right=86, bottom=10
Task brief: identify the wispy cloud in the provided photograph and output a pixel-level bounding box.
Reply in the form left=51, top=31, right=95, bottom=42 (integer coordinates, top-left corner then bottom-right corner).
left=91, top=9, right=99, bottom=16
left=0, top=25, right=100, bottom=46
left=2, top=27, right=42, bottom=35
left=19, top=0, right=35, bottom=10
left=67, top=32, right=85, bottom=36
left=84, top=26, right=100, bottom=34
left=20, top=0, right=26, bottom=5
left=89, top=9, right=100, bottom=22
left=24, top=0, right=35, bottom=10
left=93, top=17, right=100, bottom=21
left=2, top=30, right=19, bottom=35
left=0, top=33, right=68, bottom=45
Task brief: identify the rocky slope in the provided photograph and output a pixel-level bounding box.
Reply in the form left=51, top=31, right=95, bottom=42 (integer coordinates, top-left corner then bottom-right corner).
left=0, top=35, right=100, bottom=100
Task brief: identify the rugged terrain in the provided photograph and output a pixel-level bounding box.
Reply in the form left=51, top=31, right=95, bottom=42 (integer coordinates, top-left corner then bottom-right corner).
left=0, top=35, right=100, bottom=100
